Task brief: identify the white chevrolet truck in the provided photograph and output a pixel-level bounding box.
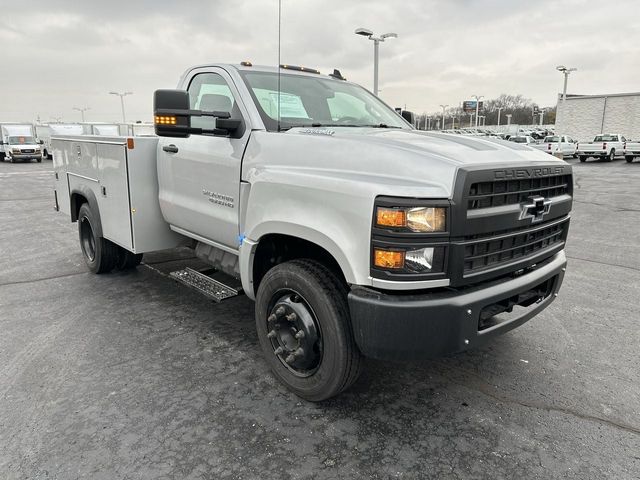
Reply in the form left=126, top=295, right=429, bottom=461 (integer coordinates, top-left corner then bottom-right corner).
left=53, top=63, right=573, bottom=400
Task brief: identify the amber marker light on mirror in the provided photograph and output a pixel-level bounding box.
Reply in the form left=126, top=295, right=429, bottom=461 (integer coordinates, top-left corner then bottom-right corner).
left=373, top=248, right=405, bottom=269
left=155, top=115, right=177, bottom=125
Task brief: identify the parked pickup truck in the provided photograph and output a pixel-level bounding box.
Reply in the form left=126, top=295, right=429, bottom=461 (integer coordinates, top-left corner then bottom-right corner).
left=624, top=139, right=640, bottom=163
left=577, top=134, right=626, bottom=162
left=532, top=135, right=577, bottom=159
left=53, top=63, right=573, bottom=400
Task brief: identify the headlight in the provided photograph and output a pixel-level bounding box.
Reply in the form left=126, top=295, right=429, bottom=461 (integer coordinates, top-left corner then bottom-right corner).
left=11, top=148, right=20, bottom=154
left=373, top=246, right=445, bottom=273
left=376, top=206, right=447, bottom=232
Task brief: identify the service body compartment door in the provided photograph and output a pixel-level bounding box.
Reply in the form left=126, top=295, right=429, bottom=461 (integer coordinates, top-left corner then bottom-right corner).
left=97, top=142, right=133, bottom=250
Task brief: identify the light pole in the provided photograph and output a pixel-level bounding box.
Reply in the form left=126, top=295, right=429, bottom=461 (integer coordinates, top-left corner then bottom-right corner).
left=439, top=104, right=448, bottom=130
left=506, top=114, right=512, bottom=126
left=497, top=107, right=503, bottom=127
left=472, top=95, right=483, bottom=128
left=556, top=65, right=577, bottom=103
left=73, top=106, right=90, bottom=122
left=109, top=91, right=133, bottom=123
left=355, top=28, right=398, bottom=96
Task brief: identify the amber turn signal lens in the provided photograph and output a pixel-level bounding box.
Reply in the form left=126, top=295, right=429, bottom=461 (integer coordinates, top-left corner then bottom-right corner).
left=374, top=248, right=405, bottom=269
left=155, top=115, right=177, bottom=125
left=376, top=207, right=406, bottom=228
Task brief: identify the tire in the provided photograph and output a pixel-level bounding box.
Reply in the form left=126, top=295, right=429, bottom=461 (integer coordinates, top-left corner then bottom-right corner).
left=608, top=149, right=615, bottom=162
left=77, top=203, right=119, bottom=274
left=37, top=157, right=42, bottom=163
left=255, top=259, right=362, bottom=401
left=9, top=156, right=14, bottom=163
left=579, top=156, right=587, bottom=163
left=626, top=156, right=634, bottom=163
left=116, top=247, right=143, bottom=270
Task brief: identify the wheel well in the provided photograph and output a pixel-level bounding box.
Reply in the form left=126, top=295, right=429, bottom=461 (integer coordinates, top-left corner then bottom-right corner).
left=70, top=193, right=87, bottom=222
left=252, top=234, right=346, bottom=293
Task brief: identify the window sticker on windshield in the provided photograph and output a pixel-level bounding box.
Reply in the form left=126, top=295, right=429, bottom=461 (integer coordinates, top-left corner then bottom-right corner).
left=269, top=92, right=310, bottom=118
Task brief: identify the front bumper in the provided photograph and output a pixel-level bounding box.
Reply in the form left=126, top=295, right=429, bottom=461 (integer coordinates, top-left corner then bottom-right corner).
left=9, top=153, right=42, bottom=160
left=348, top=250, right=566, bottom=361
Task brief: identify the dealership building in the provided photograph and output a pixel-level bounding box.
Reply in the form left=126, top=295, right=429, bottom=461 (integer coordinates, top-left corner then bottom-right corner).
left=555, top=92, right=640, bottom=142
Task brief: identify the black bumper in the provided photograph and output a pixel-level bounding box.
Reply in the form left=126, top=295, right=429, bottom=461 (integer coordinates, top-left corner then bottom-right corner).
left=348, top=251, right=567, bottom=361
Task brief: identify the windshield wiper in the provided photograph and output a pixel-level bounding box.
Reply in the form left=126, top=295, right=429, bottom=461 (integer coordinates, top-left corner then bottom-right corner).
left=365, top=123, right=401, bottom=128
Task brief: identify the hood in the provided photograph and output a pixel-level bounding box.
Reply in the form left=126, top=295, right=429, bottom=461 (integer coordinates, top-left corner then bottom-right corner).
left=242, top=128, right=566, bottom=199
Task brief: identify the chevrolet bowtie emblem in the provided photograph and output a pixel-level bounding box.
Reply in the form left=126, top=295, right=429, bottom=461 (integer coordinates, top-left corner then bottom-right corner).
left=519, top=195, right=551, bottom=223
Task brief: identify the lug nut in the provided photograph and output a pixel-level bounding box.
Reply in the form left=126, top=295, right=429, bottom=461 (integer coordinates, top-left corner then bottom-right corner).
left=267, top=314, right=276, bottom=323
left=274, top=346, right=284, bottom=355
left=293, top=347, right=304, bottom=358
left=285, top=354, right=296, bottom=364
left=286, top=313, right=297, bottom=322
left=295, top=331, right=305, bottom=340
left=267, top=330, right=277, bottom=339
left=275, top=306, right=286, bottom=316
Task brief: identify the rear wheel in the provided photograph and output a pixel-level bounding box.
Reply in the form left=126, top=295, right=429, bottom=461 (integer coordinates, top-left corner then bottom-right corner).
left=255, top=259, right=362, bottom=401
left=579, top=156, right=587, bottom=162
left=608, top=149, right=615, bottom=162
left=626, top=156, right=634, bottom=163
left=78, top=203, right=119, bottom=274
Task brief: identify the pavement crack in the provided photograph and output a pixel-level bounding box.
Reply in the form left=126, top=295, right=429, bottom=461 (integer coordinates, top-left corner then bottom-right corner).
left=566, top=255, right=640, bottom=273
left=441, top=364, right=640, bottom=436
left=0, top=270, right=87, bottom=287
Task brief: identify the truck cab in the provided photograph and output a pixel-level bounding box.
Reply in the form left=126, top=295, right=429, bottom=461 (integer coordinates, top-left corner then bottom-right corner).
left=53, top=63, right=573, bottom=401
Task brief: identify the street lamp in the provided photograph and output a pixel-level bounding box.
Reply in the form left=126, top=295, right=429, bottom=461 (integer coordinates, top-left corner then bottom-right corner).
left=439, top=104, right=448, bottom=130
left=496, top=107, right=503, bottom=127
left=556, top=65, right=577, bottom=103
left=109, top=91, right=133, bottom=123
left=472, top=95, right=483, bottom=128
left=355, top=28, right=398, bottom=96
left=73, top=106, right=90, bottom=122
left=506, top=114, right=512, bottom=126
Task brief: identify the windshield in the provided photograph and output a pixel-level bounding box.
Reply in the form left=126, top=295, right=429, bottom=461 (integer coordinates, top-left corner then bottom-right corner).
left=239, top=71, right=409, bottom=131
left=544, top=136, right=560, bottom=143
left=8, top=136, right=36, bottom=144
left=594, top=135, right=618, bottom=142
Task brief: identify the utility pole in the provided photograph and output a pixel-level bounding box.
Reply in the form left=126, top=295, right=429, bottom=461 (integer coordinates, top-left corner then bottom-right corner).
left=497, top=107, right=503, bottom=127
left=355, top=28, right=398, bottom=96
left=439, top=104, right=448, bottom=130
left=73, top=107, right=90, bottom=122
left=109, top=91, right=133, bottom=123
left=472, top=95, right=483, bottom=128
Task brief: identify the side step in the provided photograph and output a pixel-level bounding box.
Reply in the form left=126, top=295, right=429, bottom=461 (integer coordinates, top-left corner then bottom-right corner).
left=170, top=267, right=241, bottom=302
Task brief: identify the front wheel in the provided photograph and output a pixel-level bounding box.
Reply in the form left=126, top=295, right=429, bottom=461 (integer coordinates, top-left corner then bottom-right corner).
left=579, top=156, right=587, bottom=162
left=255, top=259, right=362, bottom=401
left=78, top=203, right=119, bottom=274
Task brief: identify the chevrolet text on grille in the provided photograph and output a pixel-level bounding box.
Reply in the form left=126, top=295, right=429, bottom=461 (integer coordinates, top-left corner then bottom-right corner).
left=493, top=166, right=565, bottom=179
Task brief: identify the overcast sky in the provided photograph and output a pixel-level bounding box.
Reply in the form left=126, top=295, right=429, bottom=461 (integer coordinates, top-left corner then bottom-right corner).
left=1, top=0, right=638, bottom=123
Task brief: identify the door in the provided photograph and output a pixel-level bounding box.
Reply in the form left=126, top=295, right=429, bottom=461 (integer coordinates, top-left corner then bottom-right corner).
left=157, top=68, right=251, bottom=250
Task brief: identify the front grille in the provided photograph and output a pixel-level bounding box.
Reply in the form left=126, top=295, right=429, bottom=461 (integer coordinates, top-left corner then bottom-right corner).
left=468, top=174, right=571, bottom=210
left=463, top=218, right=568, bottom=274
left=21, top=149, right=35, bottom=154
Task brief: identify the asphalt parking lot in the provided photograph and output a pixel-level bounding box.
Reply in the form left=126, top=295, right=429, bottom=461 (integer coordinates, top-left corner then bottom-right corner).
left=1, top=156, right=639, bottom=479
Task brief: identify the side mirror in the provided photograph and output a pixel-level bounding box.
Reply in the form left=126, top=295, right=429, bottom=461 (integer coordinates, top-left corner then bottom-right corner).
left=154, top=89, right=241, bottom=138
left=38, top=139, right=44, bottom=144
left=401, top=110, right=415, bottom=125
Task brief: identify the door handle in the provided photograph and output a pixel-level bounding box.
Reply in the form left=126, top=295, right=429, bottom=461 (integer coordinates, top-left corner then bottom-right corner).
left=162, top=144, right=179, bottom=153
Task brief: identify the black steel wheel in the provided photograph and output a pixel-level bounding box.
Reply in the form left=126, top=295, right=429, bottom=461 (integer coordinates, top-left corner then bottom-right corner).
left=255, top=259, right=362, bottom=401
left=78, top=203, right=118, bottom=274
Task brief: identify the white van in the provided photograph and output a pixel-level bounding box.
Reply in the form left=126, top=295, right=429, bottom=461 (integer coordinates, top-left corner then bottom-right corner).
left=0, top=124, right=42, bottom=163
